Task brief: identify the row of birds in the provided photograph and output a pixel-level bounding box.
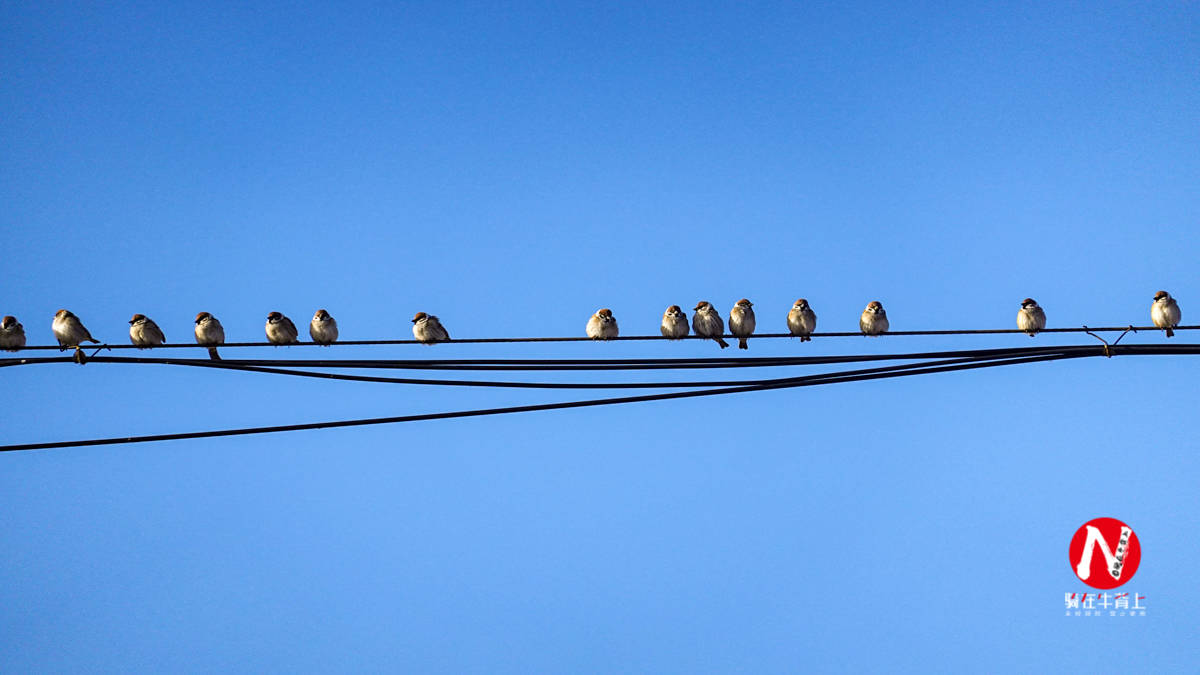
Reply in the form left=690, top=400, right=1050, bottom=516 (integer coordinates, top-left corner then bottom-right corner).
left=0, top=292, right=1184, bottom=357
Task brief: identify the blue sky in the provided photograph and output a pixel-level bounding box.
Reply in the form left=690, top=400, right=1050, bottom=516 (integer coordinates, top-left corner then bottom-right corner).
left=2, top=2, right=1198, bottom=671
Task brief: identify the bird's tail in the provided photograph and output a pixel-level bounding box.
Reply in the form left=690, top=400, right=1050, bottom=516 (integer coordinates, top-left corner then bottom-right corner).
left=87, top=337, right=100, bottom=344
left=1166, top=327, right=1175, bottom=338
left=716, top=336, right=729, bottom=349
left=208, top=346, right=221, bottom=360
left=738, top=337, right=748, bottom=350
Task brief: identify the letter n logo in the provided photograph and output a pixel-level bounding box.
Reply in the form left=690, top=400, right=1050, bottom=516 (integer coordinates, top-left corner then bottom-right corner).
left=1069, top=518, right=1141, bottom=589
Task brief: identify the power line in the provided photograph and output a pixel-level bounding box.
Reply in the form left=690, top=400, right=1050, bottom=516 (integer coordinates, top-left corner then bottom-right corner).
left=10, top=324, right=1195, bottom=350
left=0, top=350, right=1036, bottom=389
left=0, top=344, right=1088, bottom=372
left=5, top=343, right=1191, bottom=372
left=3, top=344, right=1196, bottom=452
left=6, top=343, right=1194, bottom=386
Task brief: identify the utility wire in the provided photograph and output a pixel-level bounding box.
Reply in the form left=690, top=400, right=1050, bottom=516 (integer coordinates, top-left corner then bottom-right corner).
left=4, top=344, right=1196, bottom=452
left=11, top=324, right=1195, bottom=350
left=0, top=350, right=1042, bottom=389
left=6, top=343, right=1193, bottom=386
left=0, top=343, right=1166, bottom=371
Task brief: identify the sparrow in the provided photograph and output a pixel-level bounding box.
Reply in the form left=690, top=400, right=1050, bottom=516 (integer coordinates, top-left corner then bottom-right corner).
left=787, top=298, right=817, bottom=342
left=1151, top=290, right=1181, bottom=338
left=859, top=301, right=889, bottom=336
left=729, top=298, right=756, bottom=350
left=310, top=309, right=339, bottom=345
left=194, top=312, right=225, bottom=360
left=586, top=308, right=619, bottom=340
left=265, top=311, right=299, bottom=345
left=0, top=315, right=26, bottom=351
left=692, top=301, right=729, bottom=348
left=128, top=314, right=166, bottom=348
left=661, top=305, right=689, bottom=339
left=1016, top=298, right=1046, bottom=337
left=52, top=309, right=100, bottom=348
left=412, top=312, right=450, bottom=344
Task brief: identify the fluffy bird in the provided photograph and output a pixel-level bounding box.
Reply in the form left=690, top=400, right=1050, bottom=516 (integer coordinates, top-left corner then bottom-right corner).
left=729, top=298, right=756, bottom=350
left=265, top=311, right=299, bottom=345
left=52, top=309, right=99, bottom=348
left=661, top=305, right=689, bottom=339
left=1016, top=298, right=1046, bottom=337
left=859, top=301, right=889, bottom=336
left=0, top=315, right=26, bottom=351
left=692, top=301, right=729, bottom=349
left=586, top=308, right=619, bottom=340
left=1151, top=290, right=1181, bottom=338
left=412, top=312, right=450, bottom=344
left=128, top=314, right=166, bottom=348
left=310, top=309, right=339, bottom=345
left=787, top=299, right=817, bottom=342
left=194, top=312, right=225, bottom=360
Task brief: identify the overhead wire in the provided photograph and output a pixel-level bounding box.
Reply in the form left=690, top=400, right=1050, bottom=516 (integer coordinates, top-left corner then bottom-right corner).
left=3, top=343, right=1197, bottom=452
left=0, top=343, right=1160, bottom=372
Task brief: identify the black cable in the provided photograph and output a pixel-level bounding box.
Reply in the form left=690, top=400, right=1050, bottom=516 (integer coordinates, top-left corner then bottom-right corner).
left=2, top=346, right=1170, bottom=453
left=0, top=349, right=1038, bottom=389
left=11, top=324, right=1195, bottom=350
left=0, top=343, right=1135, bottom=372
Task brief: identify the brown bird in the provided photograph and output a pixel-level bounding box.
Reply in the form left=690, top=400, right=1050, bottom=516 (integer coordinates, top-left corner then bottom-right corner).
left=194, top=311, right=225, bottom=360
left=729, top=298, right=756, bottom=350
left=692, top=301, right=729, bottom=349
left=412, top=312, right=450, bottom=344
left=129, top=314, right=166, bottom=348
left=0, top=315, right=26, bottom=351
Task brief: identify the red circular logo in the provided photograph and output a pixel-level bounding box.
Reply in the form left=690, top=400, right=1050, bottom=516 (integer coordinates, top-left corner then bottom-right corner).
left=1068, top=517, right=1141, bottom=589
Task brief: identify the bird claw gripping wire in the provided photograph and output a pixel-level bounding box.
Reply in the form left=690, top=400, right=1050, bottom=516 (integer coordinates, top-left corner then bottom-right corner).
left=1082, top=325, right=1134, bottom=358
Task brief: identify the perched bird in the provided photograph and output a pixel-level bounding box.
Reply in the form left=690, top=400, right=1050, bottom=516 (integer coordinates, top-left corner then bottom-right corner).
left=787, top=299, right=817, bottom=342
left=692, top=301, right=729, bottom=348
left=859, top=301, right=889, bottom=336
left=265, top=311, right=299, bottom=345
left=194, top=312, right=225, bottom=360
left=310, top=309, right=339, bottom=345
left=1151, top=290, right=1181, bottom=338
left=586, top=308, right=619, bottom=340
left=52, top=309, right=99, bottom=348
left=661, top=305, right=689, bottom=339
left=1016, top=298, right=1046, bottom=337
left=128, top=314, right=166, bottom=348
left=0, top=315, right=26, bottom=351
left=412, top=312, right=450, bottom=344
left=729, top=298, right=756, bottom=350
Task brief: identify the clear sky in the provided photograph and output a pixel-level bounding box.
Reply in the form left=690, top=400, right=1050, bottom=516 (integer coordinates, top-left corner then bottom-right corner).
left=2, top=2, right=1198, bottom=672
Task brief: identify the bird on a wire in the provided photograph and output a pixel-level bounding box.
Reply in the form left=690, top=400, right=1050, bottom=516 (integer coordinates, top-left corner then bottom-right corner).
left=859, top=301, right=889, bottom=336
left=660, top=305, right=689, bottom=339
left=586, top=308, right=619, bottom=340
left=310, top=309, right=339, bottom=345
left=0, top=315, right=25, bottom=351
left=729, top=298, right=756, bottom=350
left=1016, top=298, right=1046, bottom=337
left=265, top=311, right=299, bottom=345
left=1151, top=290, right=1181, bottom=338
left=128, top=314, right=166, bottom=348
left=194, top=312, right=225, bottom=360
left=412, top=312, right=450, bottom=344
left=787, top=299, right=817, bottom=342
left=692, top=301, right=729, bottom=349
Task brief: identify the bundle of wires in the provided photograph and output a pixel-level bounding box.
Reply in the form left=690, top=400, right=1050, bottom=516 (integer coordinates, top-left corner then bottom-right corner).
left=2, top=337, right=1196, bottom=452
